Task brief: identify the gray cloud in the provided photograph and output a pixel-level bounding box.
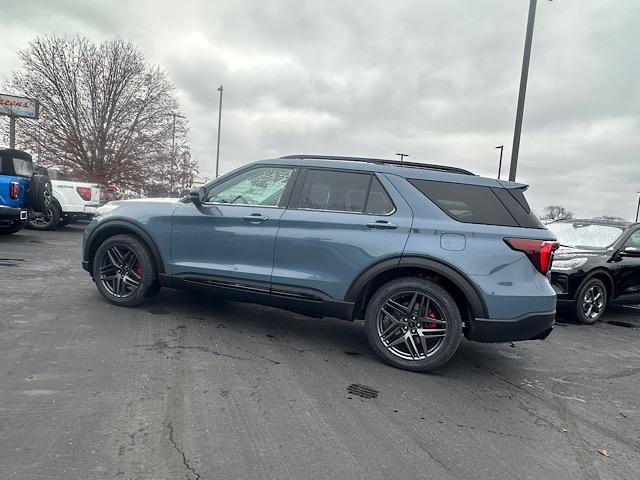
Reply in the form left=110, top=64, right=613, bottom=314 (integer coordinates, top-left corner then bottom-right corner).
left=1, top=0, right=639, bottom=219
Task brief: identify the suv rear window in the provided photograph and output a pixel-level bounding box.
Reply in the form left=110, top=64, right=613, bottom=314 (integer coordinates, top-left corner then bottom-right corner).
left=409, top=179, right=543, bottom=228
left=0, top=156, right=34, bottom=178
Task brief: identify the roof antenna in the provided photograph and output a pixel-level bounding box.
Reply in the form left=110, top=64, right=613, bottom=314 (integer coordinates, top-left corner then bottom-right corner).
left=395, top=153, right=409, bottom=163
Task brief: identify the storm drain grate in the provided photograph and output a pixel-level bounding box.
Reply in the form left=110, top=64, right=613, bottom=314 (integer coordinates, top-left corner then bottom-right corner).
left=347, top=384, right=379, bottom=399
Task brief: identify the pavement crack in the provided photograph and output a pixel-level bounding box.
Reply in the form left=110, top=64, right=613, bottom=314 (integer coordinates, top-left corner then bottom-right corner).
left=136, top=340, right=252, bottom=361
left=166, top=422, right=201, bottom=480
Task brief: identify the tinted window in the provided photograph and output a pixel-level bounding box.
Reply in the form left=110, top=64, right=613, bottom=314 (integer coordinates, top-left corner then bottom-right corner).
left=625, top=230, right=640, bottom=248
left=409, top=179, right=518, bottom=227
left=206, top=167, right=294, bottom=206
left=492, top=187, right=544, bottom=228
left=365, top=177, right=395, bottom=215
left=298, top=170, right=371, bottom=213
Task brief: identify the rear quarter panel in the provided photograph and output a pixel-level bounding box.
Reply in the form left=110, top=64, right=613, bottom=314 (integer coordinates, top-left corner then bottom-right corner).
left=385, top=173, right=557, bottom=320
left=0, top=175, right=29, bottom=208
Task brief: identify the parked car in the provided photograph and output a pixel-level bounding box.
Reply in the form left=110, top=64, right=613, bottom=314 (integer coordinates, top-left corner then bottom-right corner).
left=547, top=218, right=640, bottom=324
left=0, top=148, right=51, bottom=234
left=82, top=154, right=558, bottom=371
left=28, top=167, right=104, bottom=230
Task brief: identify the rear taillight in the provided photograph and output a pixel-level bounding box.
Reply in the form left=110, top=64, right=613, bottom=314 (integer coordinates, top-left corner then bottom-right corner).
left=504, top=238, right=559, bottom=275
left=9, top=182, right=19, bottom=200
left=76, top=186, right=92, bottom=201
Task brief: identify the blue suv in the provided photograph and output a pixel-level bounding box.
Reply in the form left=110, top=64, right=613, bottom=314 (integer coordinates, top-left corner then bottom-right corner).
left=0, top=148, right=51, bottom=234
left=82, top=155, right=559, bottom=371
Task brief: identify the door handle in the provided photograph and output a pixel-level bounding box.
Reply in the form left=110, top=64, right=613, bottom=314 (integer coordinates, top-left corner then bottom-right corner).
left=243, top=214, right=269, bottom=223
left=366, top=220, right=398, bottom=230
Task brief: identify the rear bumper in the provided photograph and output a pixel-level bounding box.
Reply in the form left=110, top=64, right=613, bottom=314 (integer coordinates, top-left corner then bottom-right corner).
left=467, top=311, right=556, bottom=343
left=0, top=205, right=27, bottom=221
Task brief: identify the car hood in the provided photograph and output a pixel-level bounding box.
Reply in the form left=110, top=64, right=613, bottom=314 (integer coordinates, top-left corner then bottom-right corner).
left=554, top=246, right=609, bottom=260
left=118, top=197, right=180, bottom=204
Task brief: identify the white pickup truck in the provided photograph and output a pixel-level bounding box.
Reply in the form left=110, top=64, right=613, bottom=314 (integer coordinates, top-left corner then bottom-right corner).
left=28, top=168, right=104, bottom=230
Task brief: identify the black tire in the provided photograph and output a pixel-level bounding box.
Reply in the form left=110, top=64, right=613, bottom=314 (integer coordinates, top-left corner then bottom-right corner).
left=364, top=277, right=462, bottom=372
left=573, top=278, right=607, bottom=325
left=27, top=201, right=61, bottom=230
left=0, top=220, right=26, bottom=235
left=92, top=234, right=159, bottom=307
left=26, top=174, right=52, bottom=213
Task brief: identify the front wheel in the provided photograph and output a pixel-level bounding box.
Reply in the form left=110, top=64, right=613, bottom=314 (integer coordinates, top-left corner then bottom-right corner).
left=573, top=278, right=607, bottom=325
left=364, top=277, right=462, bottom=372
left=92, top=234, right=159, bottom=307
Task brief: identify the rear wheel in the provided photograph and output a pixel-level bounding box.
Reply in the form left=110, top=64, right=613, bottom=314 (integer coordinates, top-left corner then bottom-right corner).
left=27, top=202, right=61, bottom=230
left=92, top=234, right=159, bottom=307
left=0, top=220, right=26, bottom=235
left=364, top=277, right=462, bottom=372
left=573, top=278, right=607, bottom=325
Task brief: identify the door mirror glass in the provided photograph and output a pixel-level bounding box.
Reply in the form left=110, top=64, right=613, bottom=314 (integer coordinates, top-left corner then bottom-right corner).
left=189, top=187, right=206, bottom=206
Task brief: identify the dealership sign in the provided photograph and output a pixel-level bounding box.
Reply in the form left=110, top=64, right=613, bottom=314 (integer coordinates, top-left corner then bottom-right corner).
left=0, top=93, right=39, bottom=119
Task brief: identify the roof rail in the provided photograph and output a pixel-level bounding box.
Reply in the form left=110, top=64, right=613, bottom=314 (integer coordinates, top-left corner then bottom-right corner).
left=279, top=154, right=474, bottom=175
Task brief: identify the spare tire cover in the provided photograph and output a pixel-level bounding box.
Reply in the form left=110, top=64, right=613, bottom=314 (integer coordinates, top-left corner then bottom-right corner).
left=27, top=174, right=52, bottom=213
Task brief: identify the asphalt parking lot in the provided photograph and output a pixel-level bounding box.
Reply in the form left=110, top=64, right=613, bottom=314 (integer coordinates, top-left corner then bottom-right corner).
left=1, top=225, right=639, bottom=480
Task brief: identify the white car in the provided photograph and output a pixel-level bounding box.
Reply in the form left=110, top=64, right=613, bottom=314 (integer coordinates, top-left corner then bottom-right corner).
left=28, top=169, right=105, bottom=230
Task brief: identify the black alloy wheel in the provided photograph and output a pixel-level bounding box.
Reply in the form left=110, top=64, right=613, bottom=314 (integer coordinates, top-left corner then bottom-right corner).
left=27, top=202, right=61, bottom=230
left=574, top=278, right=607, bottom=325
left=99, top=244, right=143, bottom=299
left=92, top=234, right=160, bottom=306
left=365, top=277, right=462, bottom=372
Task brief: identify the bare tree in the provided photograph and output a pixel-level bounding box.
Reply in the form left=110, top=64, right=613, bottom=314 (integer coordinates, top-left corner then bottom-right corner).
left=6, top=35, right=196, bottom=194
left=542, top=205, right=574, bottom=222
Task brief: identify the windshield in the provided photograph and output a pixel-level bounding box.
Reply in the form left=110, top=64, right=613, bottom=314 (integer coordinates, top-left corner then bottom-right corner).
left=547, top=222, right=624, bottom=249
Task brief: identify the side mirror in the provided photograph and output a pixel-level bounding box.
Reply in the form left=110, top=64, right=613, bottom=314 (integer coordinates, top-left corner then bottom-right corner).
left=622, top=246, right=640, bottom=256
left=189, top=187, right=206, bottom=206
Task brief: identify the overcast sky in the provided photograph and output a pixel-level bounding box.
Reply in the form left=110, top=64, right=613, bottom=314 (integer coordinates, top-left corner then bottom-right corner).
left=1, top=0, right=639, bottom=219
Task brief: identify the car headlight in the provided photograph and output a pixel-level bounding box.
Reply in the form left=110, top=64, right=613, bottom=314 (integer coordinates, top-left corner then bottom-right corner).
left=94, top=204, right=119, bottom=217
left=551, top=257, right=589, bottom=271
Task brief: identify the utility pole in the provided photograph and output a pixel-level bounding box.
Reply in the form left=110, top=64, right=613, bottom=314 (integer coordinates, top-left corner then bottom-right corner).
left=496, top=145, right=504, bottom=179
left=9, top=116, right=15, bottom=148
left=215, top=85, right=223, bottom=178
left=395, top=153, right=408, bottom=163
left=165, top=112, right=186, bottom=197
left=635, top=192, right=640, bottom=222
left=509, top=0, right=539, bottom=182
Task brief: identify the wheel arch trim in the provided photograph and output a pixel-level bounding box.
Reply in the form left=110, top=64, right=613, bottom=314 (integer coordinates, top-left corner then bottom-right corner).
left=344, top=255, right=489, bottom=319
left=84, top=219, right=165, bottom=274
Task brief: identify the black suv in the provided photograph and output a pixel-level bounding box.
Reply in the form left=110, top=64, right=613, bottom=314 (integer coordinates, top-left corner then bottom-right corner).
left=548, top=218, right=640, bottom=323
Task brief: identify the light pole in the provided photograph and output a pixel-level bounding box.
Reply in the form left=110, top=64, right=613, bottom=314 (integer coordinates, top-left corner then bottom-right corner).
left=496, top=145, right=504, bottom=179
left=396, top=153, right=409, bottom=163
left=509, top=0, right=547, bottom=182
left=165, top=112, right=186, bottom=197
left=635, top=192, right=640, bottom=222
left=215, top=85, right=223, bottom=178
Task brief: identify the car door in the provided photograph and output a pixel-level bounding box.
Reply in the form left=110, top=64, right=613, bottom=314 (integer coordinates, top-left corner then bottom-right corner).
left=271, top=168, right=413, bottom=302
left=614, top=229, right=640, bottom=301
left=171, top=165, right=297, bottom=292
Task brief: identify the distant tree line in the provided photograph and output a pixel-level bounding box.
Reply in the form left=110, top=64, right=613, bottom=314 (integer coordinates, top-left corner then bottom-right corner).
left=3, top=35, right=197, bottom=196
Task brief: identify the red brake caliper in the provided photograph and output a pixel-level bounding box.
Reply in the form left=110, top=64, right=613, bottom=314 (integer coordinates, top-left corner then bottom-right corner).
left=426, top=309, right=439, bottom=329
left=134, top=263, right=142, bottom=278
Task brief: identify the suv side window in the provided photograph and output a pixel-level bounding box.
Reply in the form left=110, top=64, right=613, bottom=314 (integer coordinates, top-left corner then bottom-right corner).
left=297, top=170, right=394, bottom=214
left=409, top=179, right=519, bottom=227
left=624, top=230, right=640, bottom=248
left=206, top=167, right=295, bottom=207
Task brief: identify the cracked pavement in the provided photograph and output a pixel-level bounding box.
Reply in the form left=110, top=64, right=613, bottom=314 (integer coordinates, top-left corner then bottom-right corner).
left=1, top=225, right=639, bottom=479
